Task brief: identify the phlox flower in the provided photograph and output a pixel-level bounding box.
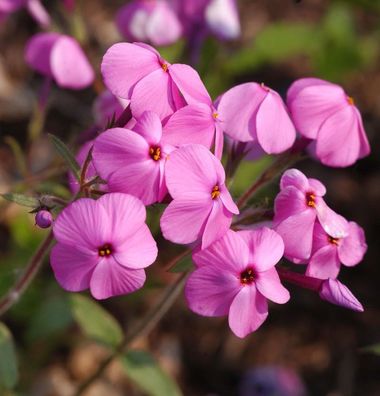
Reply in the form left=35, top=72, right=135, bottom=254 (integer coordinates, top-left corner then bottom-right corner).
left=0, top=0, right=50, bottom=27
left=50, top=193, right=158, bottom=299
left=116, top=0, right=182, bottom=47
left=274, top=169, right=348, bottom=261
left=93, top=111, right=173, bottom=205
left=217, top=82, right=296, bottom=154
left=185, top=228, right=290, bottom=338
left=101, top=41, right=215, bottom=120
left=160, top=144, right=239, bottom=249
left=306, top=221, right=367, bottom=279
left=25, top=32, right=94, bottom=89
left=287, top=78, right=370, bottom=167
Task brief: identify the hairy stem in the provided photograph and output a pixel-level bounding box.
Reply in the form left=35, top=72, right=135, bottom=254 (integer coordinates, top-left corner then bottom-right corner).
left=74, top=270, right=189, bottom=396
left=0, top=231, right=54, bottom=317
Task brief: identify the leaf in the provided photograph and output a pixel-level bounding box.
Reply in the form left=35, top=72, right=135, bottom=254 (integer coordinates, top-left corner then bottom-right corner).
left=0, top=323, right=18, bottom=389
left=120, top=350, right=182, bottom=396
left=27, top=295, right=73, bottom=341
left=169, top=256, right=194, bottom=273
left=49, top=134, right=80, bottom=181
left=1, top=193, right=39, bottom=208
left=69, top=294, right=123, bottom=348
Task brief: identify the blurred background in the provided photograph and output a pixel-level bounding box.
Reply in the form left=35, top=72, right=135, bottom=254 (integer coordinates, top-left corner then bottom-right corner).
left=0, top=0, right=379, bottom=395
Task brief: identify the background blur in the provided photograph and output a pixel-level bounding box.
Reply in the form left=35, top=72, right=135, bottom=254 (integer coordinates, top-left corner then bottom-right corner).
left=0, top=0, right=379, bottom=395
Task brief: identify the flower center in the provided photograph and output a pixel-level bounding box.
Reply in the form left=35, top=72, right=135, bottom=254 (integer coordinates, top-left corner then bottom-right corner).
left=347, top=96, right=354, bottom=106
left=240, top=268, right=255, bottom=285
left=306, top=192, right=316, bottom=208
left=211, top=185, right=220, bottom=199
left=98, top=243, right=113, bottom=257
left=161, top=62, right=168, bottom=72
left=328, top=236, right=340, bottom=246
left=212, top=112, right=219, bottom=119
left=149, top=146, right=161, bottom=161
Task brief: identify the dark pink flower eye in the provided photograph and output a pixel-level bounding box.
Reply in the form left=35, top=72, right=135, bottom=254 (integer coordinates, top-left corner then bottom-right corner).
left=98, top=244, right=113, bottom=257
left=328, top=236, right=340, bottom=246
left=149, top=146, right=161, bottom=161
left=306, top=192, right=316, bottom=207
left=240, top=268, right=255, bottom=285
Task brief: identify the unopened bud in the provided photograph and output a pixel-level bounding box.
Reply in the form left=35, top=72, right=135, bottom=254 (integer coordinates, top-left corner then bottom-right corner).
left=35, top=210, right=53, bottom=229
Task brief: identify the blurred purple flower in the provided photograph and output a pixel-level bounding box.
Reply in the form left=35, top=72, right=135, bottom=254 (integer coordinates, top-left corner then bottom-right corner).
left=25, top=32, right=94, bottom=90
left=0, top=0, right=50, bottom=27
left=92, top=90, right=129, bottom=128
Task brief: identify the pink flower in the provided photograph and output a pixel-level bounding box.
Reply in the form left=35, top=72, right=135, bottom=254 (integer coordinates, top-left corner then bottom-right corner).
left=287, top=78, right=370, bottom=167
left=25, top=32, right=94, bottom=90
left=217, top=83, right=296, bottom=154
left=185, top=228, right=289, bottom=338
left=50, top=193, right=158, bottom=299
left=101, top=42, right=214, bottom=120
left=162, top=67, right=224, bottom=157
left=0, top=0, right=50, bottom=27
left=160, top=144, right=238, bottom=249
left=274, top=169, right=348, bottom=261
left=93, top=111, right=173, bottom=205
left=306, top=221, right=367, bottom=279
left=116, top=0, right=182, bottom=46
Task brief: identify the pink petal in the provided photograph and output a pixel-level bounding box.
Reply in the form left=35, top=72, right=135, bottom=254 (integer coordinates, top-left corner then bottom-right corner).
left=256, top=90, right=296, bottom=154
left=162, top=104, right=215, bottom=149
left=306, top=245, right=340, bottom=279
left=50, top=243, right=97, bottom=292
left=165, top=145, right=224, bottom=199
left=97, top=193, right=147, bottom=243
left=107, top=160, right=161, bottom=205
left=116, top=2, right=151, bottom=42
left=228, top=286, right=268, bottom=338
left=255, top=267, right=290, bottom=304
left=101, top=42, right=160, bottom=99
left=146, top=2, right=182, bottom=46
left=287, top=81, right=345, bottom=139
left=50, top=35, right=94, bottom=89
left=113, top=224, right=157, bottom=269
left=319, top=279, right=363, bottom=312
left=131, top=68, right=179, bottom=120
left=287, top=78, right=338, bottom=105
left=219, top=185, right=239, bottom=214
left=160, top=196, right=212, bottom=245
left=26, top=0, right=50, bottom=27
left=185, top=265, right=240, bottom=317
left=316, top=106, right=365, bottom=167
left=311, top=221, right=330, bottom=253
left=354, top=107, right=371, bottom=159
left=205, top=0, right=240, bottom=40
left=275, top=209, right=316, bottom=261
left=90, top=258, right=146, bottom=299
left=201, top=199, right=233, bottom=249
left=308, top=178, right=326, bottom=196
left=238, top=227, right=284, bottom=271
left=53, top=198, right=108, bottom=251
left=280, top=168, right=309, bottom=192
left=214, top=121, right=224, bottom=160
left=93, top=127, right=149, bottom=180
left=168, top=63, right=211, bottom=106
left=218, top=83, right=266, bottom=142
left=274, top=186, right=309, bottom=226
left=133, top=111, right=163, bottom=144
left=192, top=229, right=249, bottom=272
left=25, top=32, right=60, bottom=76
left=315, top=199, right=348, bottom=239
left=338, top=221, right=367, bottom=267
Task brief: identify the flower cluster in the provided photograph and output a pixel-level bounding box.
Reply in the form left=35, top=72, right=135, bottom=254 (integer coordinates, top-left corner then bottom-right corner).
left=44, top=41, right=371, bottom=338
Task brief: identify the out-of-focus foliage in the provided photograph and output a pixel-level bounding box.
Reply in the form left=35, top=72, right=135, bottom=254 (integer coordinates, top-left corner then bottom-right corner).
left=0, top=323, right=18, bottom=390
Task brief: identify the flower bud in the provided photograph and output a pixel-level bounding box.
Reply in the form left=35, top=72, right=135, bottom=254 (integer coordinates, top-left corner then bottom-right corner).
left=35, top=210, right=53, bottom=229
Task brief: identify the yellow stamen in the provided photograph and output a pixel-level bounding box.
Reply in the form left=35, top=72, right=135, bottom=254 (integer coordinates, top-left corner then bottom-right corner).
left=240, top=268, right=255, bottom=285
left=213, top=112, right=219, bottom=119
left=211, top=185, right=220, bottom=200
left=347, top=96, right=354, bottom=106
left=328, top=236, right=340, bottom=246
left=306, top=192, right=316, bottom=208
left=149, top=146, right=161, bottom=161
left=161, top=63, right=168, bottom=72
left=98, top=244, right=112, bottom=257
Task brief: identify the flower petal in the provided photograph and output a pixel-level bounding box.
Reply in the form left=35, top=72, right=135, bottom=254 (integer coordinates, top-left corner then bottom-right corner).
left=101, top=42, right=160, bottom=99
left=256, top=90, right=296, bottom=154
left=90, top=258, right=146, bottom=299
left=306, top=245, right=341, bottom=279
left=315, top=198, right=348, bottom=239
left=338, top=221, right=367, bottom=267
left=228, top=286, right=268, bottom=338
left=50, top=243, right=97, bottom=292
left=274, top=186, right=309, bottom=226
left=133, top=111, right=163, bottom=144
left=255, top=267, right=290, bottom=304
left=185, top=265, right=240, bottom=317
left=219, top=185, right=239, bottom=214
left=280, top=168, right=309, bottom=192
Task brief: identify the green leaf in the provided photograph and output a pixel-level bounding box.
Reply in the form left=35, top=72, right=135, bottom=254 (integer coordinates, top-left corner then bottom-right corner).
left=69, top=294, right=123, bottom=348
left=27, top=295, right=73, bottom=341
left=1, top=193, right=39, bottom=208
left=49, top=134, right=80, bottom=181
left=121, top=350, right=182, bottom=396
left=169, top=256, right=194, bottom=273
left=0, top=323, right=18, bottom=389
